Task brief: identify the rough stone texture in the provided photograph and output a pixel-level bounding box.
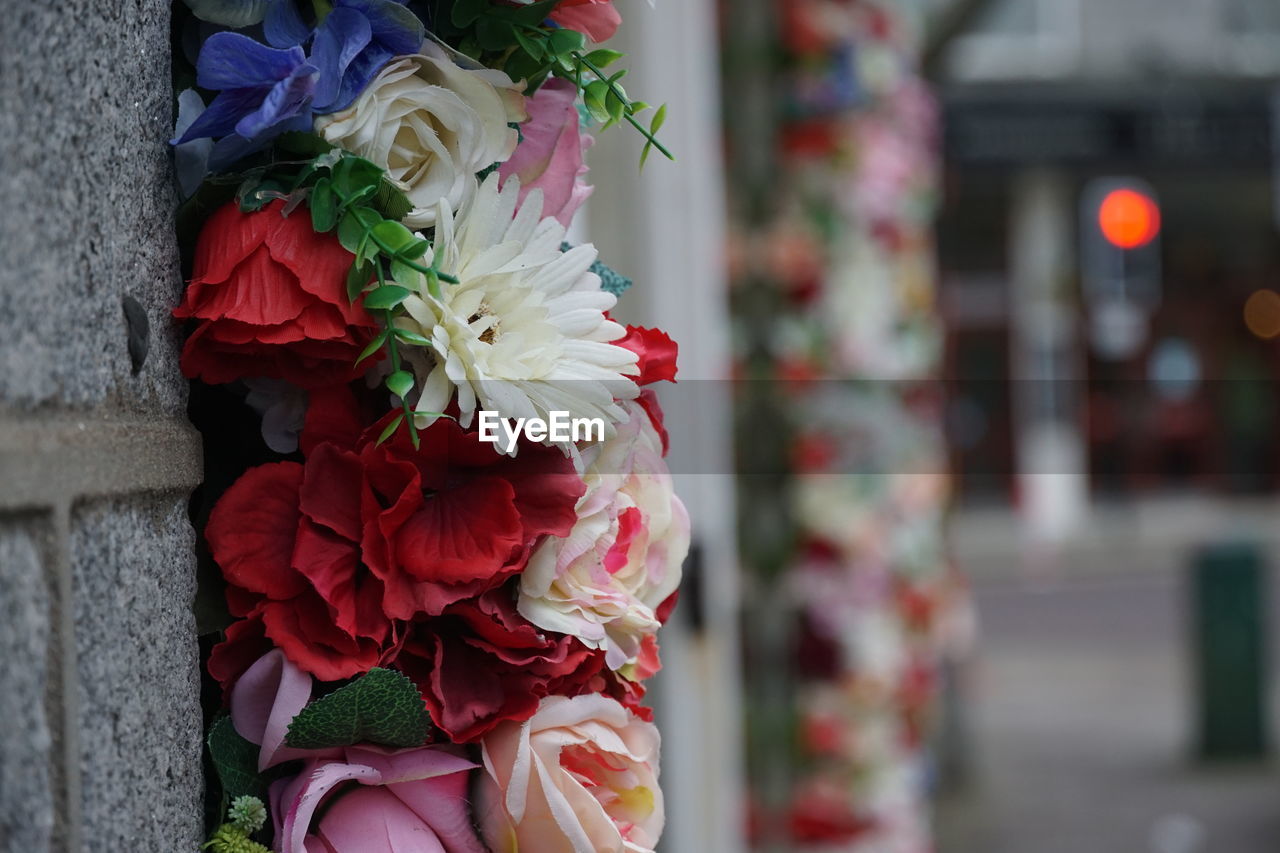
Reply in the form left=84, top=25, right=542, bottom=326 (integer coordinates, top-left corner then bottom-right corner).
left=0, top=520, right=54, bottom=853
left=72, top=497, right=202, bottom=852
left=0, top=0, right=186, bottom=414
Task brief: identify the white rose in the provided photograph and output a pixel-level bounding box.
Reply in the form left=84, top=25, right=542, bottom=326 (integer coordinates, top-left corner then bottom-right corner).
left=315, top=43, right=526, bottom=228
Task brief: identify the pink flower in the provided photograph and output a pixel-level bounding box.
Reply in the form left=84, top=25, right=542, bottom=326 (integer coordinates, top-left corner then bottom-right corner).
left=478, top=694, right=664, bottom=853
left=550, top=0, right=622, bottom=43
left=498, top=79, right=593, bottom=227
left=517, top=400, right=689, bottom=671
left=270, top=746, right=487, bottom=853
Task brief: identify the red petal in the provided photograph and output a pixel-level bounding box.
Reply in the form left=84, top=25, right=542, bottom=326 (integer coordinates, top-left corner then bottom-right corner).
left=180, top=246, right=313, bottom=326
left=188, top=201, right=276, bottom=292
left=395, top=478, right=523, bottom=584
left=617, top=325, right=678, bottom=385
left=300, top=386, right=370, bottom=455
left=299, top=443, right=364, bottom=541
left=207, top=463, right=308, bottom=600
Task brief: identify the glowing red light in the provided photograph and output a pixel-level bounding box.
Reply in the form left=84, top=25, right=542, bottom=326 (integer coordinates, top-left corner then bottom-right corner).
left=1098, top=188, right=1160, bottom=249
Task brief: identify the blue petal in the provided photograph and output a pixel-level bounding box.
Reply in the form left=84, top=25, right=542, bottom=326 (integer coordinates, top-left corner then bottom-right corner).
left=197, top=32, right=308, bottom=89
left=207, top=132, right=267, bottom=172
left=208, top=112, right=312, bottom=172
left=173, top=86, right=266, bottom=144
left=310, top=6, right=373, bottom=111
left=234, top=62, right=317, bottom=139
left=263, top=0, right=313, bottom=48
left=338, top=0, right=423, bottom=55
left=315, top=43, right=391, bottom=113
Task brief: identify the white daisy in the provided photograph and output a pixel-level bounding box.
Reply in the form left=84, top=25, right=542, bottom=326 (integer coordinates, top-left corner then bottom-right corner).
left=400, top=174, right=639, bottom=452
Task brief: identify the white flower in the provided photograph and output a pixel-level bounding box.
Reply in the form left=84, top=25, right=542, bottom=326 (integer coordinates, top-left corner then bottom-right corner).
left=314, top=43, right=526, bottom=228
left=517, top=400, right=688, bottom=670
left=401, top=174, right=639, bottom=451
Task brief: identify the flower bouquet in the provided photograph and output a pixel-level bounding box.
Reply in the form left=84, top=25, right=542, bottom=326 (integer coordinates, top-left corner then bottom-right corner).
left=169, top=1, right=684, bottom=850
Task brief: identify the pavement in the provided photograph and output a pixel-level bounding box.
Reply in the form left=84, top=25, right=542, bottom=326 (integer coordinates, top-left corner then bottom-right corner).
left=935, top=502, right=1280, bottom=853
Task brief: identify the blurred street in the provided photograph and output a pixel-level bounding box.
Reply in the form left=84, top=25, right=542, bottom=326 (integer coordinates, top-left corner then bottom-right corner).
left=938, top=502, right=1280, bottom=853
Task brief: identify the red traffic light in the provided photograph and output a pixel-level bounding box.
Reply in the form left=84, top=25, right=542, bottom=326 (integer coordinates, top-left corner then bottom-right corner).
left=1097, top=188, right=1160, bottom=249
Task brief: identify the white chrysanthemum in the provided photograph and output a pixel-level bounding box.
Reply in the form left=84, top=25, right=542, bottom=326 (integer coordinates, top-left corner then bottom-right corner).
left=315, top=44, right=526, bottom=228
left=400, top=174, right=639, bottom=450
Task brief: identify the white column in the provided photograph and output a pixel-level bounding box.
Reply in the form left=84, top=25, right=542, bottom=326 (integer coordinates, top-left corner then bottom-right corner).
left=1008, top=169, right=1089, bottom=547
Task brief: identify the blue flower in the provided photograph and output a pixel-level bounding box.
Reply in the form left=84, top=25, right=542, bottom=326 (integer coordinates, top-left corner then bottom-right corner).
left=172, top=32, right=318, bottom=170
left=264, top=0, right=424, bottom=113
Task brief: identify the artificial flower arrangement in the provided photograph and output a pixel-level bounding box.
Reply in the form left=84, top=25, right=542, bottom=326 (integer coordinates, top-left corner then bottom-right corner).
left=169, top=1, right=684, bottom=850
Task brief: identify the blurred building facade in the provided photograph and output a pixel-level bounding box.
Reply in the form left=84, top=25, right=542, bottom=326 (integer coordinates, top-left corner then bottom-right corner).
left=936, top=0, right=1280, bottom=542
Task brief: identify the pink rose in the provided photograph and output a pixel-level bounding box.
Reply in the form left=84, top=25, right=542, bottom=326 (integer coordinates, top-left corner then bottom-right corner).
left=477, top=694, right=665, bottom=853
left=270, top=746, right=487, bottom=853
left=498, top=79, right=593, bottom=227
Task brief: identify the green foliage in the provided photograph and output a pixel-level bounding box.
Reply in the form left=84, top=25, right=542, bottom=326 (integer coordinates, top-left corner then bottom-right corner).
left=284, top=668, right=432, bottom=750
left=427, top=1, right=673, bottom=164
left=228, top=796, right=268, bottom=835
left=203, top=824, right=270, bottom=853
left=207, top=716, right=266, bottom=806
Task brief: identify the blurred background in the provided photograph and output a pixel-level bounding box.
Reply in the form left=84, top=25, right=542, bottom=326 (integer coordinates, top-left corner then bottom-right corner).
left=585, top=0, right=1280, bottom=851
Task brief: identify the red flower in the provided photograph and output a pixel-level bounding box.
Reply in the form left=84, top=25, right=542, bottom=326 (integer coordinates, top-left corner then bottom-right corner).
left=616, top=325, right=678, bottom=386
left=393, top=588, right=608, bottom=742
left=175, top=200, right=379, bottom=388
left=205, top=389, right=584, bottom=687
left=550, top=0, right=620, bottom=42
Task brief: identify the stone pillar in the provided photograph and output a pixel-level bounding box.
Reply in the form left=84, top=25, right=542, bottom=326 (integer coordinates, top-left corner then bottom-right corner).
left=0, top=2, right=205, bottom=850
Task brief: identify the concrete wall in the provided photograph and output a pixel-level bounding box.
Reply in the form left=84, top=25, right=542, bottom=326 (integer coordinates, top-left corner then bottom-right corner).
left=0, top=1, right=205, bottom=850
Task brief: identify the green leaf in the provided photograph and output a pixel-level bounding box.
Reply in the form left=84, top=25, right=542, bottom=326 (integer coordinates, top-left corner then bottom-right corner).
left=274, top=131, right=336, bottom=157
left=583, top=80, right=610, bottom=124
left=390, top=259, right=420, bottom=287
left=386, top=370, right=414, bottom=400
left=640, top=140, right=654, bottom=170
left=345, top=259, right=373, bottom=303
left=355, top=329, right=388, bottom=364
left=650, top=103, right=668, bottom=134
left=476, top=16, right=515, bottom=51
left=399, top=239, right=432, bottom=261
left=362, top=285, right=412, bottom=310
left=583, top=49, right=625, bottom=68
left=451, top=0, right=489, bottom=27
left=393, top=327, right=432, bottom=347
left=371, top=219, right=416, bottom=253
left=547, top=27, right=585, bottom=56
left=207, top=717, right=266, bottom=804
left=310, top=177, right=338, bottom=232
left=377, top=413, right=406, bottom=446
left=605, top=90, right=626, bottom=126
left=285, top=668, right=431, bottom=749
left=507, top=0, right=560, bottom=27
left=337, top=211, right=366, bottom=254
left=513, top=27, right=545, bottom=61
left=332, top=155, right=384, bottom=200
left=374, top=180, right=413, bottom=221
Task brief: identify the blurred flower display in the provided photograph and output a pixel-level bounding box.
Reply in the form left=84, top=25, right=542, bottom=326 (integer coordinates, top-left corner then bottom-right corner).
left=730, top=1, right=970, bottom=849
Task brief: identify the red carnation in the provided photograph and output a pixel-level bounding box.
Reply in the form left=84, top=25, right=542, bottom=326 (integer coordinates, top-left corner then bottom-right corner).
left=617, top=325, right=678, bottom=385
left=550, top=0, right=620, bottom=42
left=393, top=589, right=606, bottom=742
left=205, top=390, right=584, bottom=687
left=175, top=200, right=379, bottom=388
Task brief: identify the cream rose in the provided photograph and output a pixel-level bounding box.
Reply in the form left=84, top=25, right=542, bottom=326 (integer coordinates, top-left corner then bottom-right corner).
left=315, top=43, right=526, bottom=228
left=478, top=694, right=664, bottom=853
left=517, top=399, right=688, bottom=670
